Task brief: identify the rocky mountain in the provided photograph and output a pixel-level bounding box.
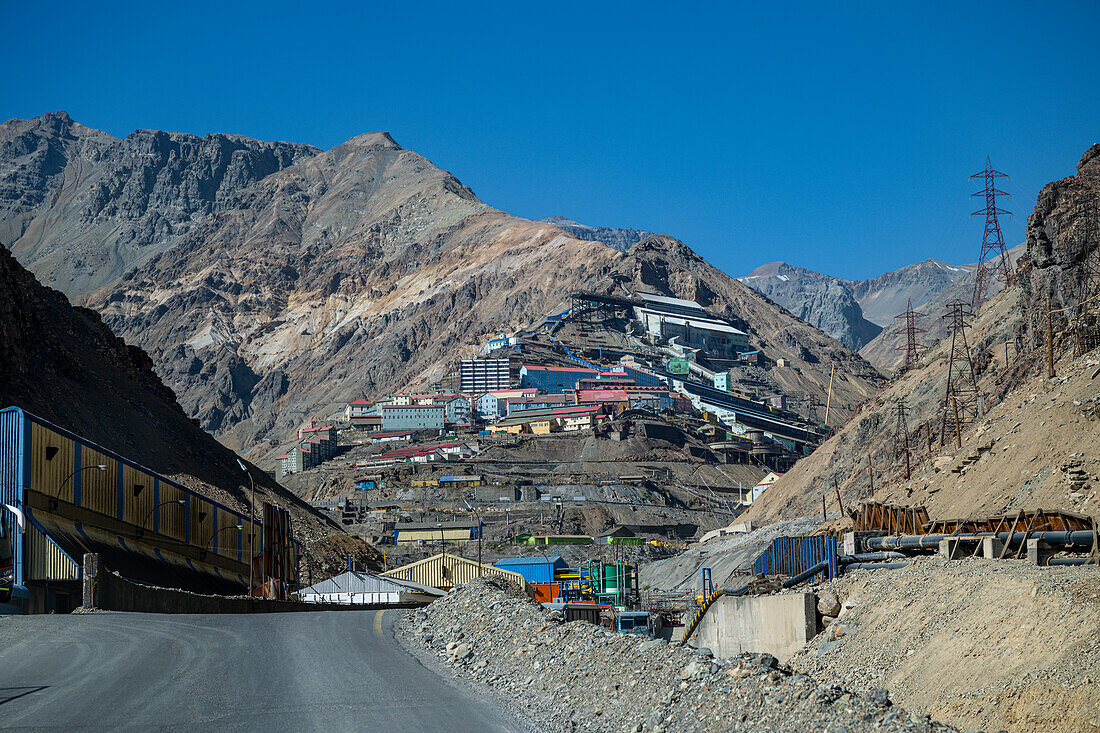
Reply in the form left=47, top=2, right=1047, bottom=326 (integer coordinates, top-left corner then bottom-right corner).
left=0, top=111, right=318, bottom=296
left=857, top=245, right=1023, bottom=372
left=537, top=216, right=653, bottom=252
left=743, top=142, right=1100, bottom=526
left=738, top=262, right=883, bottom=350
left=848, top=258, right=973, bottom=326
left=0, top=244, right=337, bottom=547
left=2, top=113, right=882, bottom=455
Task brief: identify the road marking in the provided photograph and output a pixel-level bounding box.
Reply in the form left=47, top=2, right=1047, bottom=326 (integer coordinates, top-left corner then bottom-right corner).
left=374, top=609, right=386, bottom=636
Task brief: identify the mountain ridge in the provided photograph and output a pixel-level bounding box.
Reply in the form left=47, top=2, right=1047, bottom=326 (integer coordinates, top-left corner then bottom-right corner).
left=2, top=112, right=881, bottom=453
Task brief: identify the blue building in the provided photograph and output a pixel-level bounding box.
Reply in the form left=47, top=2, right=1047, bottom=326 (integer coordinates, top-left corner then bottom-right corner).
left=494, top=555, right=568, bottom=584
left=519, top=365, right=598, bottom=393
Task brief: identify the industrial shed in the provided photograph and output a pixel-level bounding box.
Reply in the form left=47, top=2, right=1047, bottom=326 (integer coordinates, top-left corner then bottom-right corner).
left=298, top=571, right=444, bottom=605
left=394, top=520, right=479, bottom=545
left=494, top=555, right=567, bottom=584
left=0, top=406, right=299, bottom=613
left=382, top=552, right=528, bottom=592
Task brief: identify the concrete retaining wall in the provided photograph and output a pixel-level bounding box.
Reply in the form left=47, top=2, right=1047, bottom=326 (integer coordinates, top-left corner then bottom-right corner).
left=81, top=554, right=419, bottom=614
left=691, top=592, right=817, bottom=662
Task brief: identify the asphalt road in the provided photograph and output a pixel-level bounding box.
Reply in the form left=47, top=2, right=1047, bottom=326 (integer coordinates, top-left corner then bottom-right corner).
left=0, top=610, right=523, bottom=731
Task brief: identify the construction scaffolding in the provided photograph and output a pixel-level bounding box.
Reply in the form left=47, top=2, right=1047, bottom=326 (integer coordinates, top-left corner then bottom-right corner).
left=893, top=299, right=927, bottom=369
left=940, top=300, right=980, bottom=446
left=970, top=157, right=1016, bottom=312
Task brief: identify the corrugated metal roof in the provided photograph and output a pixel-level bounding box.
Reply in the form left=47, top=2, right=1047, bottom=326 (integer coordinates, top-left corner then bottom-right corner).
left=382, top=552, right=528, bottom=591
left=298, top=571, right=445, bottom=596
left=494, top=556, right=565, bottom=566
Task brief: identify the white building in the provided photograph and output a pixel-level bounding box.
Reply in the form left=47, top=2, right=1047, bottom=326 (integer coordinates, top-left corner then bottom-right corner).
left=344, top=399, right=375, bottom=420
left=298, top=571, right=444, bottom=605
left=748, top=472, right=784, bottom=503
left=460, top=358, right=511, bottom=393
left=633, top=293, right=750, bottom=358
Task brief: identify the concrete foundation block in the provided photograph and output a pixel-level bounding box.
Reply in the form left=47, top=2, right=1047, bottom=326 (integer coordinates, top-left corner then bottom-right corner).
left=843, top=531, right=885, bottom=556
left=982, top=536, right=1005, bottom=559
left=1027, top=539, right=1054, bottom=566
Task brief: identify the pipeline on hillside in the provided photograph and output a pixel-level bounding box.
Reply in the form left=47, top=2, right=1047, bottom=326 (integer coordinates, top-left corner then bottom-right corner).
left=864, top=530, right=1097, bottom=552
left=843, top=562, right=909, bottom=571
left=838, top=552, right=906, bottom=564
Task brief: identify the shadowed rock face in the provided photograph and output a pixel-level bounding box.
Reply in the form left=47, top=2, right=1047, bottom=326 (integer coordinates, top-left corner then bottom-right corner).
left=0, top=244, right=333, bottom=540
left=3, top=113, right=882, bottom=454
left=1016, top=143, right=1100, bottom=351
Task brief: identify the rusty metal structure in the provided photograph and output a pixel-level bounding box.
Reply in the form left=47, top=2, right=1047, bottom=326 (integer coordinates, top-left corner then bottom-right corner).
left=940, top=299, right=979, bottom=445
left=970, top=157, right=1016, bottom=311
left=893, top=299, right=927, bottom=369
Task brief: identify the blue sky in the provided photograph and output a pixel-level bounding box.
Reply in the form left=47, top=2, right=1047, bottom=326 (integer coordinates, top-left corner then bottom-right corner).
left=2, top=1, right=1097, bottom=280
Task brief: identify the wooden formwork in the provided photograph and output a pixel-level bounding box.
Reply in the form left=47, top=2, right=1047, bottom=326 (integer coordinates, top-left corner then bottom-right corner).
left=854, top=502, right=930, bottom=535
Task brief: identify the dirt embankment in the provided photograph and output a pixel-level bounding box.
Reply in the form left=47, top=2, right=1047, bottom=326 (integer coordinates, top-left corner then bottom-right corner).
left=790, top=557, right=1100, bottom=733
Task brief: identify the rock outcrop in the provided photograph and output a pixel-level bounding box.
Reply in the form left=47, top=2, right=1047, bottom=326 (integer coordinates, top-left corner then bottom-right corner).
left=0, top=111, right=318, bottom=295
left=538, top=216, right=653, bottom=251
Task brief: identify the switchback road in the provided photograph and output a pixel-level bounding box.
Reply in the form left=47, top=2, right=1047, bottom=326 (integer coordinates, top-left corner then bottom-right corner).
left=0, top=610, right=522, bottom=731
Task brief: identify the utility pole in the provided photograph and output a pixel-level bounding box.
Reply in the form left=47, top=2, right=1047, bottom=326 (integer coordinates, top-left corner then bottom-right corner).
left=971, top=157, right=1015, bottom=312
left=824, top=364, right=835, bottom=425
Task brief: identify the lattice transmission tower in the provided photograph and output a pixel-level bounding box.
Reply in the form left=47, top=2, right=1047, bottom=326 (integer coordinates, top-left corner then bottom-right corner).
left=893, top=400, right=912, bottom=480
left=971, top=157, right=1016, bottom=312
left=893, top=298, right=927, bottom=369
left=940, top=299, right=980, bottom=446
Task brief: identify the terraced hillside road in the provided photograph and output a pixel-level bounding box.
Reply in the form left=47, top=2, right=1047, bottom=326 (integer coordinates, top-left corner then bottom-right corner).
left=0, top=610, right=522, bottom=731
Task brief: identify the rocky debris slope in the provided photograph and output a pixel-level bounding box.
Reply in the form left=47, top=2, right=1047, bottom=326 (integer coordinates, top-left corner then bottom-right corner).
left=739, top=262, right=883, bottom=350
left=640, top=516, right=821, bottom=592
left=0, top=111, right=318, bottom=295
left=0, top=244, right=347, bottom=558
left=398, top=577, right=954, bottom=733
left=539, top=216, right=654, bottom=252
left=790, top=557, right=1100, bottom=733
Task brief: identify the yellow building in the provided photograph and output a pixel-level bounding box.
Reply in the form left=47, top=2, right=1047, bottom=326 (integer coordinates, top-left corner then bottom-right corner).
left=382, top=552, right=527, bottom=591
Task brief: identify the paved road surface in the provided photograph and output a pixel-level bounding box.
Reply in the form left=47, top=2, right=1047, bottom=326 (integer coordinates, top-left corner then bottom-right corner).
left=0, top=610, right=522, bottom=731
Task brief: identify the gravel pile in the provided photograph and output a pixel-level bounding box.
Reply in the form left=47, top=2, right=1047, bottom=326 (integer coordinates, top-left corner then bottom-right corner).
left=398, top=577, right=956, bottom=732
left=789, top=556, right=1100, bottom=733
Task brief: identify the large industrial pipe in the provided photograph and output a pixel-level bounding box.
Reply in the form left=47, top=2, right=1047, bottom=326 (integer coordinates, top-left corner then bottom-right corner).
left=865, top=530, right=1097, bottom=552
left=839, top=552, right=906, bottom=564
left=844, top=562, right=909, bottom=571
left=781, top=560, right=831, bottom=588
left=719, top=559, right=831, bottom=597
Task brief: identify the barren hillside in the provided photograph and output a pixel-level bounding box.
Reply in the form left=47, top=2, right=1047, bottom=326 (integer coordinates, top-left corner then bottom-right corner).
left=744, top=142, right=1100, bottom=525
